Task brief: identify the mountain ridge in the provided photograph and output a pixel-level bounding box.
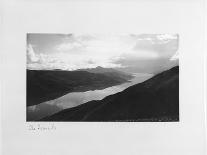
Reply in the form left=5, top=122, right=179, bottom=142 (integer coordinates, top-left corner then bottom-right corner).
left=77, top=66, right=134, bottom=81
left=40, top=66, right=179, bottom=122
left=27, top=68, right=133, bottom=106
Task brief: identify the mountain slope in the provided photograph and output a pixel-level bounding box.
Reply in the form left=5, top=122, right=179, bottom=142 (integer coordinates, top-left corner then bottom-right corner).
left=27, top=69, right=132, bottom=106
left=41, top=66, right=179, bottom=122
left=77, top=66, right=134, bottom=81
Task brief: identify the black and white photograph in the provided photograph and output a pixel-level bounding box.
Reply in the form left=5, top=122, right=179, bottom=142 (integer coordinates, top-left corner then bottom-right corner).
left=27, top=33, right=179, bottom=122
left=2, top=0, right=207, bottom=154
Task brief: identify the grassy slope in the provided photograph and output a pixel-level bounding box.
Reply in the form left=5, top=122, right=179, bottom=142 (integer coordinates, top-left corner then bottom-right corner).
left=27, top=69, right=132, bottom=106
left=41, top=66, right=179, bottom=122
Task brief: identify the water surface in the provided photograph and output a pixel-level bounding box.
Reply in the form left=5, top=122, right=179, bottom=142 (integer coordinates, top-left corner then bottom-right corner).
left=27, top=73, right=153, bottom=121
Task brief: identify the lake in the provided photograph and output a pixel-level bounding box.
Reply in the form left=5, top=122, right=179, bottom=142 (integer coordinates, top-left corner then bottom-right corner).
left=27, top=73, right=153, bottom=121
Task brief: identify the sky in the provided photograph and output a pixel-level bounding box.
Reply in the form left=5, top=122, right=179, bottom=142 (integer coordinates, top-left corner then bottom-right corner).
left=27, top=33, right=179, bottom=73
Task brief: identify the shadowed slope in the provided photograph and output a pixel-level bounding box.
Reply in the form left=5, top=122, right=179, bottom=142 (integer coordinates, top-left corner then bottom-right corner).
left=41, top=66, right=179, bottom=122
left=77, top=66, right=134, bottom=81
left=27, top=69, right=132, bottom=106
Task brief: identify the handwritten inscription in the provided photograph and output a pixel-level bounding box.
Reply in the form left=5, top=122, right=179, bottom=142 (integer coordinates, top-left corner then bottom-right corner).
left=27, top=123, right=56, bottom=131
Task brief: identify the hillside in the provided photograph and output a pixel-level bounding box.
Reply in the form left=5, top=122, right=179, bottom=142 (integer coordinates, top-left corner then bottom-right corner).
left=41, top=66, right=179, bottom=122
left=77, top=66, right=134, bottom=81
left=27, top=69, right=133, bottom=106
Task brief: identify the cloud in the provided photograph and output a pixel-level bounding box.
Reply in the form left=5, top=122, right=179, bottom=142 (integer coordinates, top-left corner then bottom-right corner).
left=170, top=51, right=179, bottom=61
left=156, top=34, right=178, bottom=41
left=27, top=44, right=39, bottom=63
left=123, top=50, right=159, bottom=60
left=132, top=34, right=178, bottom=58
left=27, top=34, right=179, bottom=71
left=27, top=46, right=121, bottom=70
left=56, top=42, right=83, bottom=51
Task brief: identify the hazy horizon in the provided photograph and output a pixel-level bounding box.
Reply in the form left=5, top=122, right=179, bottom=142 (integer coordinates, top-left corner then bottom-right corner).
left=27, top=33, right=179, bottom=73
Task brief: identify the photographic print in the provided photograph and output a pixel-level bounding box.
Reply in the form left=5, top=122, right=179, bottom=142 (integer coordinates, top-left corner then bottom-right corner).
left=26, top=33, right=179, bottom=122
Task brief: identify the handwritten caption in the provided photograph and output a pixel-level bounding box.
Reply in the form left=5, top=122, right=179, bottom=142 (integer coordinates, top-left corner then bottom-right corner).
left=27, top=123, right=56, bottom=131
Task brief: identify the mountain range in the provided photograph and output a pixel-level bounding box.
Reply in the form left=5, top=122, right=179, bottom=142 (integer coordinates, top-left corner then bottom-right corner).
left=27, top=67, right=133, bottom=106
left=41, top=66, right=179, bottom=122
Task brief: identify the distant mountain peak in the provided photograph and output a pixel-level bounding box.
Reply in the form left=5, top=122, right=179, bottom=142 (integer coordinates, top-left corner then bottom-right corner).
left=95, top=66, right=104, bottom=69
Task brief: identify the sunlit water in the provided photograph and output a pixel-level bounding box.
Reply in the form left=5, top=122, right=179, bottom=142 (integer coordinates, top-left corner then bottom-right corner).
left=27, top=73, right=153, bottom=121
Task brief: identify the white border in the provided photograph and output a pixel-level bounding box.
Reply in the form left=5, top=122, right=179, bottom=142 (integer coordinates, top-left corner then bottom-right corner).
left=1, top=0, right=206, bottom=155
